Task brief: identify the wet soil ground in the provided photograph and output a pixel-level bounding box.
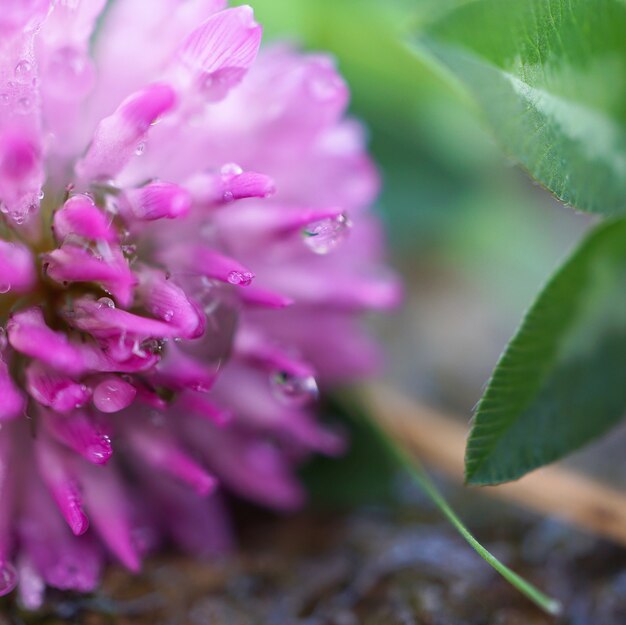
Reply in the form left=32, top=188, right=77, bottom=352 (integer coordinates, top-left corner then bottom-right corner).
left=3, top=479, right=626, bottom=625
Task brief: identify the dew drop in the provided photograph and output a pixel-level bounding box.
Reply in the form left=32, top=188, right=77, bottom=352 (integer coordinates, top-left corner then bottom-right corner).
left=222, top=190, right=234, bottom=203
left=14, top=60, right=32, bottom=83
left=16, top=96, right=33, bottom=115
left=96, top=297, right=115, bottom=310
left=220, top=162, right=243, bottom=176
left=0, top=284, right=10, bottom=294
left=162, top=309, right=174, bottom=322
left=37, top=189, right=44, bottom=200
left=227, top=270, right=254, bottom=287
left=0, top=562, right=18, bottom=597
left=47, top=47, right=92, bottom=95
left=134, top=142, right=145, bottom=156
left=302, top=212, right=352, bottom=254
left=86, top=435, right=112, bottom=463
left=270, top=370, right=319, bottom=407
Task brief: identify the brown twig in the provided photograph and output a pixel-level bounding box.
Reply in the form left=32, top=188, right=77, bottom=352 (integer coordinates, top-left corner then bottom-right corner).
left=364, top=382, right=626, bottom=547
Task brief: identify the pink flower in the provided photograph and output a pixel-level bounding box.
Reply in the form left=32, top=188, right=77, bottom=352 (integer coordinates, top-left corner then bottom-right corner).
left=0, top=0, right=400, bottom=607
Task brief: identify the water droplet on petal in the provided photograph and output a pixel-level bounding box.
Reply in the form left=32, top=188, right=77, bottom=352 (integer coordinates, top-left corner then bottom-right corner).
left=16, top=96, right=33, bottom=115
left=227, top=270, right=254, bottom=287
left=0, top=562, right=18, bottom=596
left=96, top=297, right=115, bottom=309
left=222, top=190, right=234, bottom=203
left=271, top=370, right=319, bottom=407
left=220, top=163, right=243, bottom=176
left=14, top=60, right=32, bottom=83
left=0, top=284, right=10, bottom=294
left=134, top=142, right=145, bottom=156
left=302, top=212, right=352, bottom=254
left=47, top=47, right=93, bottom=96
left=37, top=189, right=44, bottom=200
left=86, top=435, right=112, bottom=463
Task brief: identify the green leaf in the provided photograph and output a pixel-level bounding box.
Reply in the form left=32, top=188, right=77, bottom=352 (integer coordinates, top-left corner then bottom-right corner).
left=317, top=393, right=561, bottom=615
left=415, top=0, right=626, bottom=215
left=467, top=217, right=626, bottom=484
left=300, top=398, right=398, bottom=507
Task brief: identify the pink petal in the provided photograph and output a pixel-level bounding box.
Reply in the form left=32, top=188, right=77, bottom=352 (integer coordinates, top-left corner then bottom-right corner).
left=0, top=359, right=26, bottom=421
left=25, top=362, right=90, bottom=413
left=79, top=461, right=141, bottom=572
left=124, top=181, right=191, bottom=221
left=7, top=307, right=86, bottom=376
left=152, top=343, right=217, bottom=392
left=43, top=409, right=113, bottom=465
left=136, top=268, right=204, bottom=338
left=18, top=474, right=102, bottom=593
left=44, top=244, right=136, bottom=307
left=186, top=167, right=274, bottom=206
left=188, top=247, right=255, bottom=286
left=35, top=436, right=89, bottom=536
left=176, top=6, right=262, bottom=98
left=53, top=194, right=117, bottom=242
left=125, top=423, right=217, bottom=496
left=75, top=83, right=177, bottom=181
left=0, top=0, right=51, bottom=35
left=69, top=296, right=185, bottom=340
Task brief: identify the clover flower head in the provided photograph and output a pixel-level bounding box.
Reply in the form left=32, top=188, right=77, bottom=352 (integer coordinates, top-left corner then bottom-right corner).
left=0, top=0, right=400, bottom=607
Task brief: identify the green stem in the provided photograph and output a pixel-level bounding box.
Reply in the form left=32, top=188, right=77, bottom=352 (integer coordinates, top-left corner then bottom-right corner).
left=363, top=404, right=562, bottom=616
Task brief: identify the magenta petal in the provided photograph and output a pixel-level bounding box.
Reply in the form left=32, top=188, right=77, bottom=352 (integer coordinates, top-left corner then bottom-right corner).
left=0, top=0, right=51, bottom=34
left=136, top=268, right=204, bottom=338
left=7, top=308, right=86, bottom=376
left=0, top=360, right=25, bottom=421
left=239, top=286, right=294, bottom=309
left=0, top=128, right=44, bottom=223
left=0, top=240, right=36, bottom=294
left=53, top=194, right=117, bottom=242
left=76, top=83, right=177, bottom=181
left=35, top=437, right=89, bottom=536
left=44, top=244, right=136, bottom=307
left=92, top=377, right=136, bottom=413
left=178, top=6, right=262, bottom=96
left=25, top=362, right=90, bottom=413
left=177, top=392, right=232, bottom=427
left=126, top=423, right=217, bottom=496
left=153, top=343, right=217, bottom=392
left=79, top=462, right=141, bottom=572
left=124, top=181, right=191, bottom=221
left=191, top=247, right=255, bottom=286
left=43, top=409, right=112, bottom=465
left=19, top=474, right=102, bottom=593
left=69, top=296, right=184, bottom=340
left=186, top=168, right=275, bottom=206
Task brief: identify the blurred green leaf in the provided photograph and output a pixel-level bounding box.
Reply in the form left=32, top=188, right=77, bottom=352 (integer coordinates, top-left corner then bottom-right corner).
left=467, top=218, right=626, bottom=484
left=301, top=397, right=398, bottom=507
left=415, top=0, right=626, bottom=215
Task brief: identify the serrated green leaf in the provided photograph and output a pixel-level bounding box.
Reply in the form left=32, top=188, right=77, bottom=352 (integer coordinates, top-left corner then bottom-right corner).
left=415, top=0, right=626, bottom=215
left=467, top=218, right=626, bottom=484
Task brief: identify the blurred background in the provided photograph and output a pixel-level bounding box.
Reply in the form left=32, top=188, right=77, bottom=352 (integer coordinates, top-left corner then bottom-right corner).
left=237, top=0, right=590, bottom=420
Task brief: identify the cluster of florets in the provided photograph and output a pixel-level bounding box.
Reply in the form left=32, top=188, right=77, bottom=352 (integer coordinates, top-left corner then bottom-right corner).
left=0, top=0, right=399, bottom=607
